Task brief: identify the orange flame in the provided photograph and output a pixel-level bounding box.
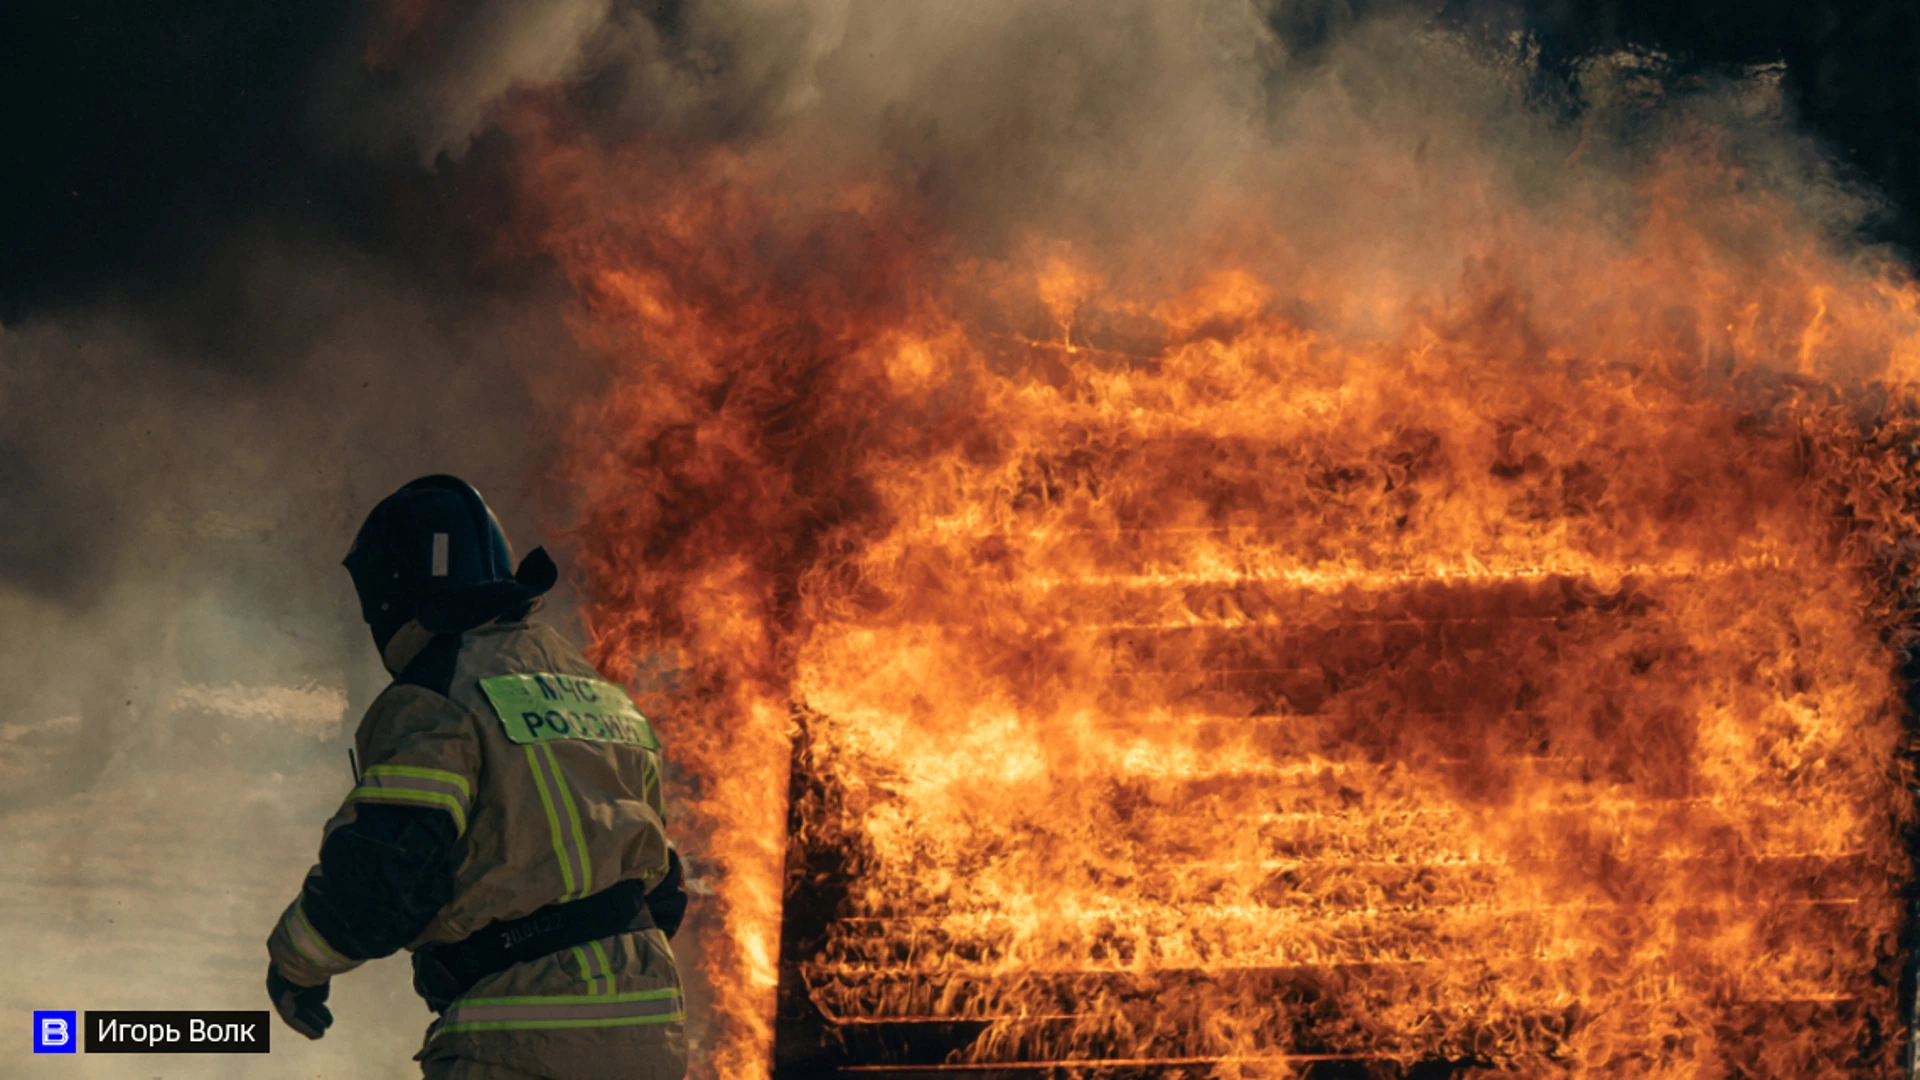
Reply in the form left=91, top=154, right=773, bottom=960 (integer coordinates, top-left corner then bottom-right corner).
left=515, top=103, right=1920, bottom=1077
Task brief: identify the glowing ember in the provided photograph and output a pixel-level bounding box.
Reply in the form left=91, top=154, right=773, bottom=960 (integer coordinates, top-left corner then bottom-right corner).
left=514, top=66, right=1920, bottom=1079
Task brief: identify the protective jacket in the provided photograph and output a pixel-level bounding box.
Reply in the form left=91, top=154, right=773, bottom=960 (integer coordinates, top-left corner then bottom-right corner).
left=268, top=617, right=686, bottom=1080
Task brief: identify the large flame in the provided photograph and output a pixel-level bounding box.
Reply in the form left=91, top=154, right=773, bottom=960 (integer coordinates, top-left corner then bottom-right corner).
left=511, top=79, right=1920, bottom=1077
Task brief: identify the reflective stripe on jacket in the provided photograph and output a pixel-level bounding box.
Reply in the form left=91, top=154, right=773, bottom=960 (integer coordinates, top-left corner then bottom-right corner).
left=352, top=764, right=473, bottom=834
left=438, top=986, right=684, bottom=1033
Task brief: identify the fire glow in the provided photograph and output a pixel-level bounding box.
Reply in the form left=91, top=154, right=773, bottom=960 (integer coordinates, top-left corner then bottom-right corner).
left=521, top=80, right=1920, bottom=1077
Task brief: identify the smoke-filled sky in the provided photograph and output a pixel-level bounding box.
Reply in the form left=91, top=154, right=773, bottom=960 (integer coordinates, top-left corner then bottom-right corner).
left=2, top=1, right=1916, bottom=1076
left=3, top=2, right=1916, bottom=594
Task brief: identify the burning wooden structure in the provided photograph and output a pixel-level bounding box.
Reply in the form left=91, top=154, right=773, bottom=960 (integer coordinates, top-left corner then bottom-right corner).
left=529, top=100, right=1920, bottom=1079
left=772, top=558, right=1914, bottom=1076
left=752, top=331, right=1920, bottom=1076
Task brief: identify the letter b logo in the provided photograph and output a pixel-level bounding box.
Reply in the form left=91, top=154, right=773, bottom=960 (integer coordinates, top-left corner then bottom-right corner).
left=33, top=1010, right=76, bottom=1053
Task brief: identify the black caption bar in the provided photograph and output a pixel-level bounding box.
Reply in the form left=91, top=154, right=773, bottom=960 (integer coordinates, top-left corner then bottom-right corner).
left=84, top=1011, right=271, bottom=1054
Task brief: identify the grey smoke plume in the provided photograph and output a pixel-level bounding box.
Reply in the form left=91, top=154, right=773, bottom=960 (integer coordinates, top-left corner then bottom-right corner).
left=346, top=0, right=1882, bottom=289
left=352, top=0, right=1292, bottom=250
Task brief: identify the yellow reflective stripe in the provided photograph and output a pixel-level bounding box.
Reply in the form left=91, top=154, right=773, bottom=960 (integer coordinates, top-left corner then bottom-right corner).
left=568, top=946, right=596, bottom=995
left=434, top=987, right=684, bottom=1034
left=541, top=742, right=594, bottom=899
left=642, top=754, right=659, bottom=809
left=363, top=763, right=471, bottom=800
left=439, top=1016, right=682, bottom=1032
left=285, top=899, right=356, bottom=973
left=349, top=764, right=471, bottom=834
left=458, top=989, right=680, bottom=1006
left=524, top=745, right=578, bottom=897
left=588, top=939, right=614, bottom=995
left=348, top=787, right=468, bottom=835
left=291, top=901, right=351, bottom=967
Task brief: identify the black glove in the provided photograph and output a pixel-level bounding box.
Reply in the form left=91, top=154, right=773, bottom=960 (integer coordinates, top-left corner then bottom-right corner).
left=645, top=849, right=689, bottom=940
left=266, top=964, right=333, bottom=1040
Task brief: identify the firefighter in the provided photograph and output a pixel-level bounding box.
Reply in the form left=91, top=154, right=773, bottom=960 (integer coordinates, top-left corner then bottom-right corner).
left=265, top=475, right=689, bottom=1080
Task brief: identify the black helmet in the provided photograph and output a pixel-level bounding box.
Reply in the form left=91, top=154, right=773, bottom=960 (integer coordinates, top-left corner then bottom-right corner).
left=344, top=475, right=558, bottom=651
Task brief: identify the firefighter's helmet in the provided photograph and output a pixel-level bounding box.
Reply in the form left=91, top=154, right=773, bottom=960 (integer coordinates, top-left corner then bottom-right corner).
left=343, top=475, right=558, bottom=650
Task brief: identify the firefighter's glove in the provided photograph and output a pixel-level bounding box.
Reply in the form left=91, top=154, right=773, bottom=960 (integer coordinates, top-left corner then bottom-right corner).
left=267, top=963, right=333, bottom=1040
